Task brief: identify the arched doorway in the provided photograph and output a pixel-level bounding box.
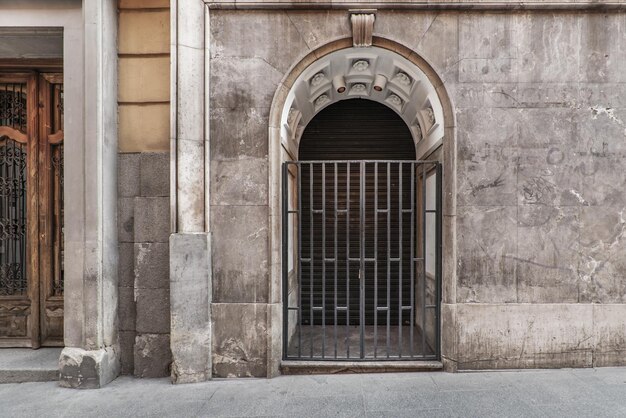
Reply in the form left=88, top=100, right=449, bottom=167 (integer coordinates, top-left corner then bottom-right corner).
left=283, top=98, right=441, bottom=361
left=272, top=41, right=454, bottom=368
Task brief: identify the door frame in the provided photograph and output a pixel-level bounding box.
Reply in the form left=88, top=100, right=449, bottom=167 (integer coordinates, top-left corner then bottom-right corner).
left=0, top=68, right=63, bottom=348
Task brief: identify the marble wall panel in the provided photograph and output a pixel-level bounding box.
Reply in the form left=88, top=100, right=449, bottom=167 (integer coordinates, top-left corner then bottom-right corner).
left=516, top=205, right=580, bottom=303
left=210, top=107, right=269, bottom=160
left=212, top=303, right=269, bottom=378
left=210, top=205, right=270, bottom=304
left=457, top=206, right=517, bottom=303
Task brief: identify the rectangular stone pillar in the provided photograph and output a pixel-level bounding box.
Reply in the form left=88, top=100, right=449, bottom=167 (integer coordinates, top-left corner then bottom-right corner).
left=59, top=0, right=121, bottom=389
left=170, top=233, right=212, bottom=383
left=169, top=0, right=211, bottom=383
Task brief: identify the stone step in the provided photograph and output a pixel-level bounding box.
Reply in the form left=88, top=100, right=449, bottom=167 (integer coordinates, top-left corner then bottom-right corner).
left=0, top=348, right=61, bottom=383
left=281, top=360, right=443, bottom=375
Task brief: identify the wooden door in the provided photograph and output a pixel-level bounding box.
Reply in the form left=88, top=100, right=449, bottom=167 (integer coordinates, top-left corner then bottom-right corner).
left=0, top=72, right=63, bottom=347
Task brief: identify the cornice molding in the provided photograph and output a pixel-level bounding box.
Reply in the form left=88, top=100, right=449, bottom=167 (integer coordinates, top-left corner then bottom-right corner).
left=206, top=0, right=626, bottom=10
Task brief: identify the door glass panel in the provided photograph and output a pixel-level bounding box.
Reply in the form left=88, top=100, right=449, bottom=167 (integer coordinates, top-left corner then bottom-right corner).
left=0, top=83, right=27, bottom=297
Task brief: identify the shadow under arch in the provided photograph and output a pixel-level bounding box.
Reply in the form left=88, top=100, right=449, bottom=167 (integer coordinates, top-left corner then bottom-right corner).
left=267, top=37, right=457, bottom=374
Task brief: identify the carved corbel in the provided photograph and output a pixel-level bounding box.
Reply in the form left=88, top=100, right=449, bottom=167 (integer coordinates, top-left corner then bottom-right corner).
left=349, top=10, right=376, bottom=47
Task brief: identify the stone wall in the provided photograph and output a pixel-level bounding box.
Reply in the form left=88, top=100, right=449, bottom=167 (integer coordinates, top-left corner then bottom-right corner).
left=117, top=0, right=172, bottom=377
left=209, top=10, right=626, bottom=376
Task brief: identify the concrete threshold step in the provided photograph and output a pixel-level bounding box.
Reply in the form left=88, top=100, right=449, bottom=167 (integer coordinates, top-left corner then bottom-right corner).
left=0, top=348, right=61, bottom=383
left=281, top=360, right=443, bottom=375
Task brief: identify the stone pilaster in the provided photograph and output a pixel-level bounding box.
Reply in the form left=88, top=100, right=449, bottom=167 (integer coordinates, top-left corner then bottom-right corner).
left=59, top=0, right=120, bottom=389
left=169, top=0, right=213, bottom=383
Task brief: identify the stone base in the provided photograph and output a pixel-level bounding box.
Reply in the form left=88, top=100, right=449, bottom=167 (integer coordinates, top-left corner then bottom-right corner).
left=58, top=346, right=120, bottom=389
left=170, top=232, right=212, bottom=384
left=281, top=360, right=443, bottom=375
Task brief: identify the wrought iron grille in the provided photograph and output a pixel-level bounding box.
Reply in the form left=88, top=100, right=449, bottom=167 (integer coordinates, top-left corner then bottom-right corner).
left=282, top=160, right=442, bottom=361
left=0, top=137, right=27, bottom=296
left=0, top=84, right=27, bottom=131
left=51, top=83, right=64, bottom=296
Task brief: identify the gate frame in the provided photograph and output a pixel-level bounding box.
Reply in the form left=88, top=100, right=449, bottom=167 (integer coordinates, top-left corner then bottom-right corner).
left=269, top=39, right=456, bottom=373
left=281, top=160, right=443, bottom=362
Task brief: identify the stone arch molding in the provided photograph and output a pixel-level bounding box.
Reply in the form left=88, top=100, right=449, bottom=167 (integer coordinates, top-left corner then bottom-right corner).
left=280, top=46, right=445, bottom=159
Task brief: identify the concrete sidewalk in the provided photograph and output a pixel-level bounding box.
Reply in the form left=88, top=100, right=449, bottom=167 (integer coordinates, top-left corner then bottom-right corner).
left=1, top=367, right=625, bottom=417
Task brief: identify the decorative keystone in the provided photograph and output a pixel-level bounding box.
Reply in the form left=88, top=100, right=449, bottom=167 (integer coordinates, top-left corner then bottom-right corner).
left=349, top=10, right=376, bottom=47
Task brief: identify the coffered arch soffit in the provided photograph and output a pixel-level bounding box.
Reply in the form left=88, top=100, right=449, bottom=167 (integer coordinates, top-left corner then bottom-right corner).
left=280, top=46, right=445, bottom=159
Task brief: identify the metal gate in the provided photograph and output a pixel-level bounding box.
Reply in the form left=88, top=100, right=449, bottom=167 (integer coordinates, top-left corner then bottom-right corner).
left=282, top=160, right=441, bottom=361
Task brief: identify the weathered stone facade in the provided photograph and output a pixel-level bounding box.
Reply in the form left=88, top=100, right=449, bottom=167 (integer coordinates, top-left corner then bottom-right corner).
left=2, top=0, right=625, bottom=388
left=206, top=8, right=626, bottom=376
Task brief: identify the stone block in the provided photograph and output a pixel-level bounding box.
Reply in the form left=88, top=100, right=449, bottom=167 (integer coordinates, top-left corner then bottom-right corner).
left=440, top=303, right=457, bottom=372
left=579, top=14, right=626, bottom=83
left=210, top=107, right=269, bottom=159
left=210, top=159, right=268, bottom=206
left=459, top=58, right=518, bottom=84
left=517, top=148, right=586, bottom=207
left=456, top=303, right=594, bottom=370
left=134, top=242, right=169, bottom=289
left=119, top=0, right=169, bottom=8
left=134, top=334, right=172, bottom=378
left=578, top=206, right=626, bottom=303
left=135, top=288, right=171, bottom=334
left=170, top=233, right=212, bottom=383
left=119, top=103, right=170, bottom=153
left=516, top=206, right=580, bottom=303
left=118, top=286, right=136, bottom=332
left=459, top=13, right=517, bottom=60
left=210, top=11, right=310, bottom=74
left=582, top=155, right=626, bottom=208
left=457, top=146, right=518, bottom=207
left=284, top=10, right=350, bottom=51
left=119, top=330, right=135, bottom=375
left=118, top=56, right=170, bottom=103
left=118, top=197, right=135, bottom=243
left=177, top=0, right=204, bottom=50
left=176, top=139, right=205, bottom=233
left=210, top=205, right=269, bottom=303
left=516, top=14, right=580, bottom=83
left=140, top=152, right=170, bottom=197
left=456, top=205, right=517, bottom=303
left=578, top=83, right=626, bottom=109
left=210, top=57, right=282, bottom=110
left=593, top=304, right=626, bottom=367
left=118, top=153, right=140, bottom=197
left=177, top=45, right=204, bottom=142
left=119, top=10, right=170, bottom=55
left=517, top=108, right=578, bottom=149
left=118, top=243, right=135, bottom=288
left=212, top=302, right=268, bottom=378
left=58, top=347, right=120, bottom=389
left=134, top=197, right=170, bottom=243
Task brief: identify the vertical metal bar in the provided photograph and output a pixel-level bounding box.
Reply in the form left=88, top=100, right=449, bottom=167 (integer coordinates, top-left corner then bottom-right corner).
left=410, top=162, right=415, bottom=358
left=436, top=163, right=443, bottom=360
left=374, top=162, right=378, bottom=358
left=346, top=162, right=350, bottom=359
left=333, top=162, right=338, bottom=358
left=282, top=162, right=289, bottom=358
left=321, top=163, right=326, bottom=358
left=359, top=161, right=365, bottom=359
left=297, top=163, right=303, bottom=359
left=421, top=163, right=427, bottom=357
left=398, top=163, right=403, bottom=358
left=386, top=162, right=391, bottom=358
left=309, top=163, right=314, bottom=359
